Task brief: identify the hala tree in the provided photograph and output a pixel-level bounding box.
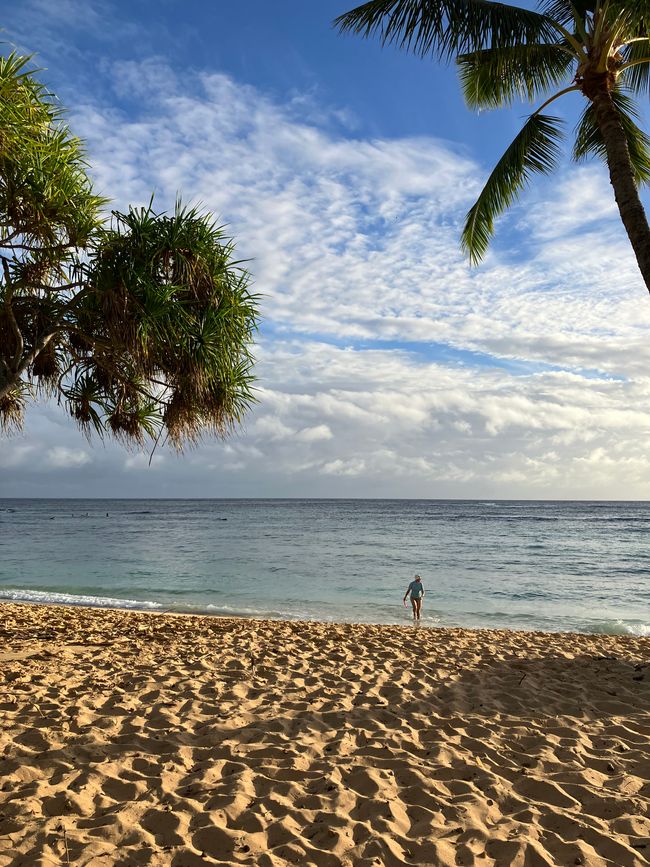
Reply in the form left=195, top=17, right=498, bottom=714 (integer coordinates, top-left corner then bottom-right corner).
left=336, top=1, right=650, bottom=294
left=0, top=52, right=258, bottom=447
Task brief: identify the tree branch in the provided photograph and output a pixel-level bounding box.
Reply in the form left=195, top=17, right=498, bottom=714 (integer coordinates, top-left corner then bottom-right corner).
left=2, top=259, right=24, bottom=372
left=60, top=284, right=94, bottom=314
left=0, top=242, right=72, bottom=252
left=0, top=331, right=58, bottom=401
left=0, top=230, right=21, bottom=246
left=33, top=280, right=86, bottom=293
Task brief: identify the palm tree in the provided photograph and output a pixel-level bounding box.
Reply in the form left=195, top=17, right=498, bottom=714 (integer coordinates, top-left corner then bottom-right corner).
left=336, top=1, right=650, bottom=294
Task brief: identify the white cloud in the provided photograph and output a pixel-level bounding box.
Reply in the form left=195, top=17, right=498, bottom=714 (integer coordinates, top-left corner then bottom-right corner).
left=74, top=68, right=650, bottom=383
left=251, top=417, right=295, bottom=441
left=0, top=443, right=36, bottom=469
left=521, top=167, right=618, bottom=241
left=3, top=56, right=650, bottom=498
left=321, top=458, right=367, bottom=477
left=124, top=454, right=165, bottom=470
left=46, top=447, right=91, bottom=468
left=295, top=424, right=333, bottom=443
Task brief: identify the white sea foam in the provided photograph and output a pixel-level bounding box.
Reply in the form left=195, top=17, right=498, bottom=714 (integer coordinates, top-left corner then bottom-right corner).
left=587, top=619, right=650, bottom=637
left=0, top=590, right=320, bottom=622
left=204, top=602, right=309, bottom=620
left=1, top=590, right=648, bottom=636
left=0, top=590, right=440, bottom=628
left=0, top=588, right=164, bottom=610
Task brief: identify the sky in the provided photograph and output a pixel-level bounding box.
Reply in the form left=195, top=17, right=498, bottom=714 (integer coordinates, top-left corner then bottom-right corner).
left=3, top=0, right=650, bottom=499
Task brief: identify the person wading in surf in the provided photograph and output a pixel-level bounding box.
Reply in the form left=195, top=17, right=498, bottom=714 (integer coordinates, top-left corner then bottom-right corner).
left=403, top=574, right=424, bottom=621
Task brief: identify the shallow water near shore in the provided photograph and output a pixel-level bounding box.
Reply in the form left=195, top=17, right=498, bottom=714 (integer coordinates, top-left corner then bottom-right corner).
left=1, top=498, right=649, bottom=635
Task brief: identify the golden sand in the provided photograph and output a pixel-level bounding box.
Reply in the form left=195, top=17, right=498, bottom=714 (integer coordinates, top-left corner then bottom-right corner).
left=0, top=602, right=649, bottom=866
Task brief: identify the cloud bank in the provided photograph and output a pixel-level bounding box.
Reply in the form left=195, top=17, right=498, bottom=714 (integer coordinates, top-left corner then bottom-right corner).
left=3, top=57, right=650, bottom=498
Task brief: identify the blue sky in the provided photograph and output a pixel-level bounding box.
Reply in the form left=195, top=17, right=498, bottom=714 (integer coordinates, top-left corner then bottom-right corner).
left=15, top=1, right=508, bottom=142
left=3, top=0, right=650, bottom=499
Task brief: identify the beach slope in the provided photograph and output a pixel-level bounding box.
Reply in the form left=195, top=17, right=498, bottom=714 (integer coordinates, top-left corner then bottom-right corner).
left=1, top=603, right=649, bottom=866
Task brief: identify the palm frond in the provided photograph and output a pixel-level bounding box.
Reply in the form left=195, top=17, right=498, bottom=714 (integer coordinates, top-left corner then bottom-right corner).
left=462, top=112, right=564, bottom=263
left=621, top=40, right=650, bottom=95
left=458, top=43, right=574, bottom=109
left=573, top=90, right=650, bottom=185
left=540, top=0, right=592, bottom=28
left=334, top=0, right=558, bottom=60
left=610, top=2, right=650, bottom=36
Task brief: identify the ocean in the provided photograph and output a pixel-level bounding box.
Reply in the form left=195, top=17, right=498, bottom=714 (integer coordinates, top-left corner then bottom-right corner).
left=1, top=499, right=649, bottom=635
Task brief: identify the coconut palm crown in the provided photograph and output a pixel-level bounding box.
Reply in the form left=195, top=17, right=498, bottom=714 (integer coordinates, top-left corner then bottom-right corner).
left=336, top=1, right=650, bottom=293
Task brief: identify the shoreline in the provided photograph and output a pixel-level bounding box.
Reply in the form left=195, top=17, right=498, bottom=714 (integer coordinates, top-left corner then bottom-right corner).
left=2, top=602, right=650, bottom=865
left=0, top=596, right=648, bottom=638
left=4, top=500, right=650, bottom=641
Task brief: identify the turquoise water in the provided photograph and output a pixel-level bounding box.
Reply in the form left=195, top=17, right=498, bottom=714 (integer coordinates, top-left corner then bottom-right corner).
left=1, top=499, right=649, bottom=634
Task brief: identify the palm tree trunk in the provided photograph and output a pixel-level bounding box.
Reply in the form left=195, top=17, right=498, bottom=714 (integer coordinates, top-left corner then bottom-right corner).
left=592, top=89, right=650, bottom=295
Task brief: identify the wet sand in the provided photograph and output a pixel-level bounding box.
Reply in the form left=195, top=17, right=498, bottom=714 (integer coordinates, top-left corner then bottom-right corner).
left=1, top=602, right=649, bottom=866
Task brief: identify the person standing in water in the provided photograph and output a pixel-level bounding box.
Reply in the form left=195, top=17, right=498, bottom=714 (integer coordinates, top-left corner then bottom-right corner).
left=403, top=574, right=424, bottom=621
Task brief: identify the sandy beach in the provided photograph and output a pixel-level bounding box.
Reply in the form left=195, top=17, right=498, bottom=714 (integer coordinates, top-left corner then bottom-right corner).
left=0, top=604, right=649, bottom=866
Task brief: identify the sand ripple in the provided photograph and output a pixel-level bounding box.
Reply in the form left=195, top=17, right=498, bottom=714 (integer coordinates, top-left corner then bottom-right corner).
left=1, top=604, right=649, bottom=865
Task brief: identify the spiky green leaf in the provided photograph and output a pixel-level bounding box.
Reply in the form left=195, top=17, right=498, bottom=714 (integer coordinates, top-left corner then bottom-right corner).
left=621, top=40, right=650, bottom=96
left=1, top=52, right=259, bottom=448
left=458, top=42, right=574, bottom=109
left=540, top=0, right=593, bottom=28
left=610, top=2, right=650, bottom=36
left=334, top=0, right=559, bottom=60
left=462, top=113, right=564, bottom=263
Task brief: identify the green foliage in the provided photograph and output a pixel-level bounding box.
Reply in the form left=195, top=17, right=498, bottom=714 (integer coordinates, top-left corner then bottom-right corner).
left=335, top=0, right=558, bottom=60
left=0, top=52, right=106, bottom=249
left=574, top=90, right=650, bottom=185
left=462, top=113, right=564, bottom=263
left=622, top=40, right=650, bottom=95
left=540, top=0, right=592, bottom=27
left=336, top=0, right=650, bottom=266
left=458, top=43, right=573, bottom=109
left=0, top=53, right=258, bottom=448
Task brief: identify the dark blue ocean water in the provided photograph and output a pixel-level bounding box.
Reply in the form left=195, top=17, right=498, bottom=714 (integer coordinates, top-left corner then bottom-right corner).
left=1, top=499, right=649, bottom=634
